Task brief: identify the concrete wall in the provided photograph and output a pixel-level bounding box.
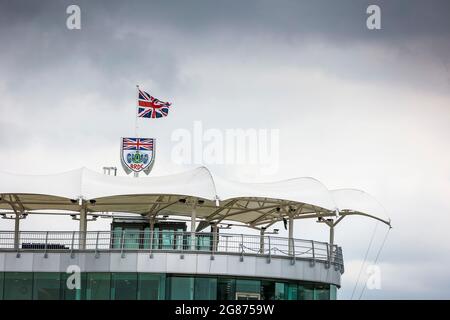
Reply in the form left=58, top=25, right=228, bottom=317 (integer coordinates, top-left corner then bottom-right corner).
left=0, top=251, right=341, bottom=286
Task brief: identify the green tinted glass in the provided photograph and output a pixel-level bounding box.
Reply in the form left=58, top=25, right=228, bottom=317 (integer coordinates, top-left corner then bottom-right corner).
left=168, top=276, right=194, bottom=300
left=62, top=272, right=87, bottom=300
left=217, top=278, right=236, bottom=300
left=86, top=273, right=111, bottom=300
left=4, top=272, right=33, bottom=300
left=236, top=279, right=260, bottom=294
left=314, top=285, right=330, bottom=300
left=298, top=284, right=314, bottom=300
left=138, top=273, right=166, bottom=300
left=111, top=273, right=137, bottom=300
left=287, top=283, right=298, bottom=300
left=194, top=277, right=217, bottom=300
left=33, top=272, right=61, bottom=300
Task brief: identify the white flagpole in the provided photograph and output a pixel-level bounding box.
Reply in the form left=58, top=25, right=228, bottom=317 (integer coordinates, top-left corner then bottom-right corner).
left=134, top=84, right=140, bottom=178
left=135, top=84, right=139, bottom=138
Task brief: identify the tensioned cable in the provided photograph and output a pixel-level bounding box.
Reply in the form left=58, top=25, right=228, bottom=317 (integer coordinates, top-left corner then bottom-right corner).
left=350, top=221, right=379, bottom=300
left=358, top=226, right=391, bottom=300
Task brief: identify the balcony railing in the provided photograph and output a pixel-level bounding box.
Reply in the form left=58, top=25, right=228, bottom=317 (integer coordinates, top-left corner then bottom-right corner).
left=0, top=231, right=344, bottom=272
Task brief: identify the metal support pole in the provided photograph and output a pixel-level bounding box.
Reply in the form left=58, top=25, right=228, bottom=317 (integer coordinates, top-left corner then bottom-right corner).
left=310, top=240, right=316, bottom=266
left=212, top=224, right=218, bottom=252
left=329, top=225, right=335, bottom=263
left=149, top=218, right=155, bottom=258
left=70, top=231, right=75, bottom=258
left=290, top=238, right=295, bottom=265
left=211, top=224, right=217, bottom=260
left=44, top=231, right=49, bottom=258
left=288, top=214, right=294, bottom=255
left=267, top=236, right=272, bottom=263
left=95, top=231, right=100, bottom=258
left=13, top=213, right=20, bottom=251
left=190, top=201, right=197, bottom=250
left=79, top=204, right=87, bottom=250
left=259, top=228, right=265, bottom=254
left=240, top=234, right=244, bottom=261
left=120, top=230, right=125, bottom=258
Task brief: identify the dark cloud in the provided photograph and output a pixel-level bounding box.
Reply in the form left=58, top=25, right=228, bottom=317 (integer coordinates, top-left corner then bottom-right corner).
left=0, top=0, right=449, bottom=299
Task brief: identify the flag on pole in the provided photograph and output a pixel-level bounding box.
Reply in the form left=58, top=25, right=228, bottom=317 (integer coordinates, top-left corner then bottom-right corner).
left=137, top=87, right=171, bottom=119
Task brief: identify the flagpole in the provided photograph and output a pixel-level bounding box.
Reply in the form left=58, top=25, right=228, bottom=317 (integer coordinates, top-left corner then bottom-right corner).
left=135, top=84, right=139, bottom=138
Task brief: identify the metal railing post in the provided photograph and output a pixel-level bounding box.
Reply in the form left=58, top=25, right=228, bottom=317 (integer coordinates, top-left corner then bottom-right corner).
left=210, top=231, right=216, bottom=260
left=240, top=234, right=244, bottom=261
left=70, top=231, right=75, bottom=258
left=291, top=238, right=296, bottom=265
left=149, top=230, right=154, bottom=259
left=44, top=231, right=49, bottom=258
left=120, top=230, right=125, bottom=258
left=180, top=231, right=184, bottom=259
left=0, top=230, right=344, bottom=268
left=95, top=231, right=100, bottom=258
left=15, top=231, right=21, bottom=258
left=326, top=243, right=330, bottom=268
left=310, top=240, right=315, bottom=266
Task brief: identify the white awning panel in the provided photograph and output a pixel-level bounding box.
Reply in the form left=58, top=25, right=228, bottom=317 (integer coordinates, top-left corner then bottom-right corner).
left=0, top=167, right=391, bottom=226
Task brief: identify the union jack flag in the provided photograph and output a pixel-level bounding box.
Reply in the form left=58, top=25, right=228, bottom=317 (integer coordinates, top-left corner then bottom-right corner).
left=137, top=88, right=171, bottom=118
left=122, top=138, right=154, bottom=151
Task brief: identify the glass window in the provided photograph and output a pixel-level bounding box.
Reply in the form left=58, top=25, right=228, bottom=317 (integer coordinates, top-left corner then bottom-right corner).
left=330, top=285, right=337, bottom=300
left=168, top=276, right=194, bottom=300
left=111, top=273, right=137, bottom=300
left=274, top=282, right=286, bottom=300
left=175, top=231, right=184, bottom=250
left=143, top=227, right=151, bottom=249
left=86, top=273, right=111, bottom=300
left=162, top=230, right=174, bottom=249
left=194, top=277, right=217, bottom=300
left=298, top=284, right=314, bottom=300
left=287, top=283, right=298, bottom=300
left=62, top=272, right=87, bottom=300
left=153, top=227, right=160, bottom=249
left=260, top=280, right=275, bottom=300
left=4, top=272, right=33, bottom=300
left=112, top=226, right=123, bottom=249
left=217, top=278, right=235, bottom=300
left=138, top=273, right=166, bottom=300
left=236, top=279, right=260, bottom=294
left=197, top=235, right=211, bottom=251
left=33, top=272, right=61, bottom=300
left=124, top=229, right=140, bottom=249
left=314, top=285, right=330, bottom=300
left=0, top=272, right=3, bottom=300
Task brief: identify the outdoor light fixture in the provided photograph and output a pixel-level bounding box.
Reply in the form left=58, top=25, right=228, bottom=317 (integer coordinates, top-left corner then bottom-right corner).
left=283, top=217, right=288, bottom=230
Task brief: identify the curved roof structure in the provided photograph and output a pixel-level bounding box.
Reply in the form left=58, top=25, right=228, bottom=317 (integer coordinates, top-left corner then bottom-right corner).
left=0, top=167, right=391, bottom=227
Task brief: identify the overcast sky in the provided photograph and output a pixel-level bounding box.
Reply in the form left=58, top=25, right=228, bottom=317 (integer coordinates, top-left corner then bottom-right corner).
left=0, top=0, right=449, bottom=299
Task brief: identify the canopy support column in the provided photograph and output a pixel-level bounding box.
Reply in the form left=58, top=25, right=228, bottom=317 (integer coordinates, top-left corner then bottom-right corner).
left=14, top=212, right=21, bottom=250
left=79, top=204, right=87, bottom=250
left=318, top=214, right=345, bottom=263
left=6, top=195, right=27, bottom=251
left=190, top=200, right=197, bottom=250
left=259, top=227, right=266, bottom=254
left=329, top=224, right=335, bottom=248
left=211, top=223, right=218, bottom=254
left=288, top=214, right=294, bottom=255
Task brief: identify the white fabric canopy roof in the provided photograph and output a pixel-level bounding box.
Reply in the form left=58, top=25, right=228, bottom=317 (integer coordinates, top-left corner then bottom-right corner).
left=0, top=167, right=390, bottom=226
